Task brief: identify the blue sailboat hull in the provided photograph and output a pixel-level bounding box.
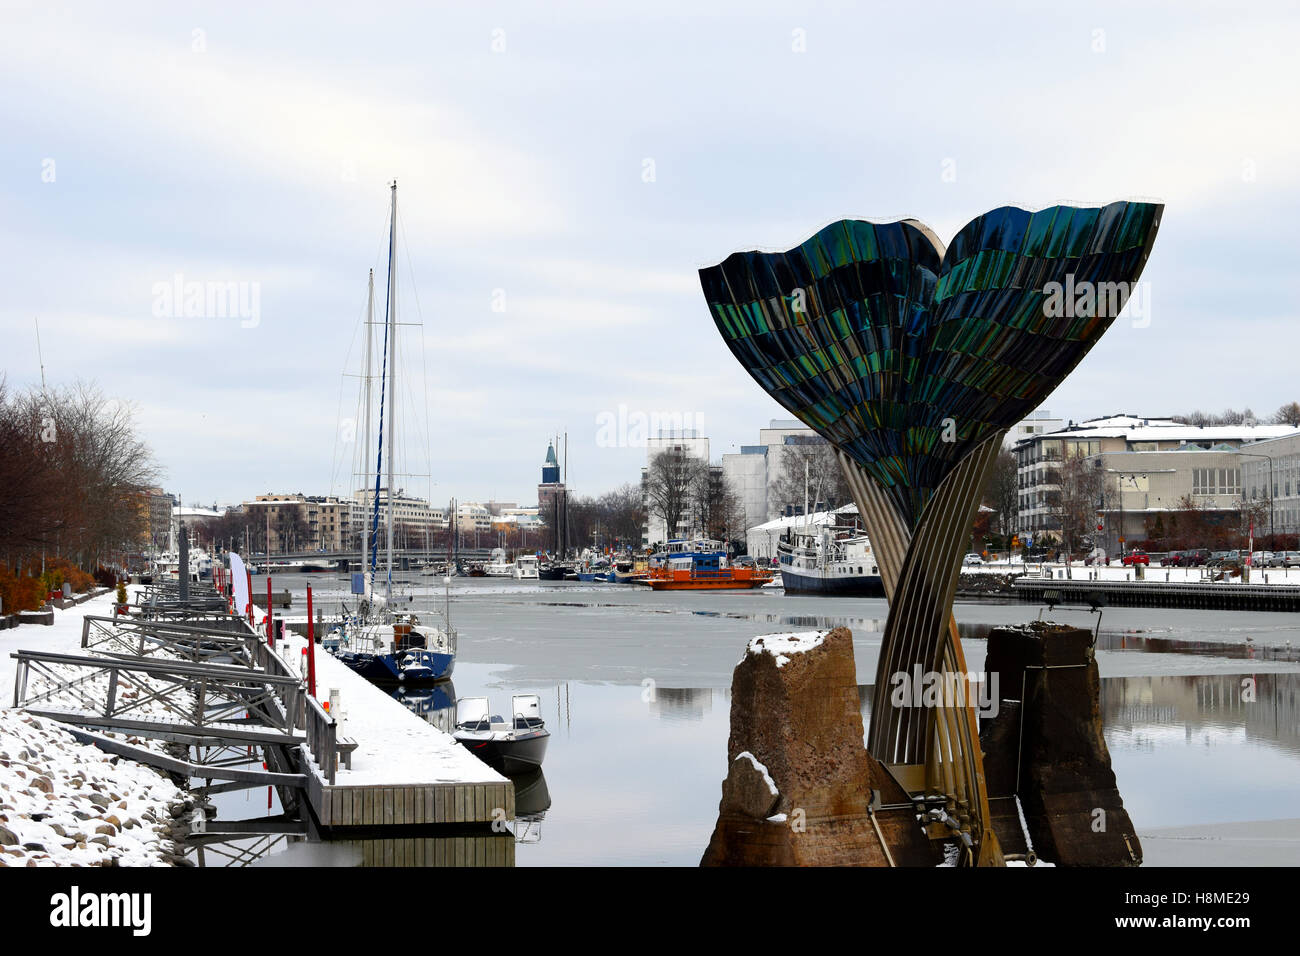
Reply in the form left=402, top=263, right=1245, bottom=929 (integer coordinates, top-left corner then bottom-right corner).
left=334, top=648, right=455, bottom=685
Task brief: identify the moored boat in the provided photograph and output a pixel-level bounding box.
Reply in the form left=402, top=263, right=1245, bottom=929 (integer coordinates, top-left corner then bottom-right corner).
left=640, top=538, right=773, bottom=590
left=777, top=526, right=884, bottom=596
left=453, top=694, right=549, bottom=774
left=514, top=553, right=540, bottom=580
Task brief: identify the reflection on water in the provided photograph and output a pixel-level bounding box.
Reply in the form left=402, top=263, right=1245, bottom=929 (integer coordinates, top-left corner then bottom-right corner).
left=183, top=668, right=1300, bottom=866
left=194, top=577, right=1300, bottom=864
left=650, top=687, right=720, bottom=722
left=513, top=769, right=551, bottom=844
left=389, top=680, right=457, bottom=734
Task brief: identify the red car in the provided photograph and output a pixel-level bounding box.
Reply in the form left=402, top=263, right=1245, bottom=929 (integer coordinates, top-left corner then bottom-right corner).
left=1121, top=550, right=1150, bottom=566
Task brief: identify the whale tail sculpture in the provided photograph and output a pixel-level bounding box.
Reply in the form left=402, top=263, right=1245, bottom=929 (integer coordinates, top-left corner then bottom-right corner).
left=701, top=201, right=1163, bottom=865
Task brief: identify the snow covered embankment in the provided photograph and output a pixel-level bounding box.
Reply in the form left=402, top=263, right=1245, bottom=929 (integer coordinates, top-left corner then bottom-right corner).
left=0, top=709, right=191, bottom=867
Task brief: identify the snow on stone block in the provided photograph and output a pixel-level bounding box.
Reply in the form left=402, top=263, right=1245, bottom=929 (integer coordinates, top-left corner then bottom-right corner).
left=734, top=751, right=777, bottom=797
left=745, top=630, right=828, bottom=668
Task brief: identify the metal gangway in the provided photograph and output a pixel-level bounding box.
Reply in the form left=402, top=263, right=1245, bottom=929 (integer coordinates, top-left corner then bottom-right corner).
left=10, top=591, right=343, bottom=803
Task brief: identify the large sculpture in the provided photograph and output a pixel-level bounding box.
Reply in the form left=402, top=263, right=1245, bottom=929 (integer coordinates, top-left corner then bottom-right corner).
left=700, top=201, right=1162, bottom=864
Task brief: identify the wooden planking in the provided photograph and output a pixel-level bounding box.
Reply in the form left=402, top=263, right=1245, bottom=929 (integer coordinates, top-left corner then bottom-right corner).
left=301, top=756, right=516, bottom=827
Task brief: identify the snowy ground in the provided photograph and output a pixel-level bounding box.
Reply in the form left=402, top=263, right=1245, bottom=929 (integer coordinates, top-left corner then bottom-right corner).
left=0, top=592, right=195, bottom=865
left=0, top=709, right=187, bottom=866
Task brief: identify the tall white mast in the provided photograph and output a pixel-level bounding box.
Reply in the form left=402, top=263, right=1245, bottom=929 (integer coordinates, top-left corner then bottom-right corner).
left=385, top=181, right=398, bottom=602
left=361, top=268, right=375, bottom=599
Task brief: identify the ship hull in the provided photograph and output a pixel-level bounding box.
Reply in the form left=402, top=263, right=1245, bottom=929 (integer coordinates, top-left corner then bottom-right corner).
left=334, top=648, right=455, bottom=685
left=779, top=565, right=885, bottom=597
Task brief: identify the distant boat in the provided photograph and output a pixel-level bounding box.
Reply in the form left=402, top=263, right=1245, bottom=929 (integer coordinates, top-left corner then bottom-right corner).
left=641, top=538, right=773, bottom=591
left=484, top=547, right=514, bottom=577
left=538, top=563, right=568, bottom=581
left=513, top=554, right=540, bottom=580
left=777, top=527, right=884, bottom=596
left=453, top=694, right=549, bottom=774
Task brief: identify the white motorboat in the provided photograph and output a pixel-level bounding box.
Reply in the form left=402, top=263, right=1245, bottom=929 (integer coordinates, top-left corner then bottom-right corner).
left=513, top=553, right=540, bottom=580
left=484, top=547, right=514, bottom=577
left=453, top=695, right=549, bottom=774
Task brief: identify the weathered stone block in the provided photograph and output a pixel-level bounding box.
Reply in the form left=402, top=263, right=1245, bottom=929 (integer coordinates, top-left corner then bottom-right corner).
left=701, top=627, right=936, bottom=867
left=979, top=620, right=1141, bottom=867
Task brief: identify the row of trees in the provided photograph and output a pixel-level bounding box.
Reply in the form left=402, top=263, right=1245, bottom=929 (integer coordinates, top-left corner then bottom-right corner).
left=642, top=448, right=745, bottom=548
left=0, top=378, right=159, bottom=610
left=1172, top=402, right=1300, bottom=427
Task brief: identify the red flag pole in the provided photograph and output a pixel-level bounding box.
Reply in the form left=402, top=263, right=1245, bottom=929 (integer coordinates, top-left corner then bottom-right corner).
left=266, top=576, right=274, bottom=648
left=306, top=585, right=317, bottom=698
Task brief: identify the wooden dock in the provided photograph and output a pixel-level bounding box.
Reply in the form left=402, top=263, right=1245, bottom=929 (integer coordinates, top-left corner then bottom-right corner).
left=1014, top=575, right=1300, bottom=611
left=11, top=582, right=516, bottom=856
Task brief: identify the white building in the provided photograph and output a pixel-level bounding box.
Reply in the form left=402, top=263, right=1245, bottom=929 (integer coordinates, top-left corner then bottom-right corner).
left=1013, top=415, right=1299, bottom=541
left=1006, top=408, right=1065, bottom=447
left=351, top=488, right=446, bottom=546
left=1239, top=432, right=1300, bottom=538
left=641, top=429, right=712, bottom=546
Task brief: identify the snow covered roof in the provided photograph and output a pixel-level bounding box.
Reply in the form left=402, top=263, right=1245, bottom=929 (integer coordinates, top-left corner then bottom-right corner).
left=1016, top=414, right=1299, bottom=446
left=746, top=503, right=858, bottom=534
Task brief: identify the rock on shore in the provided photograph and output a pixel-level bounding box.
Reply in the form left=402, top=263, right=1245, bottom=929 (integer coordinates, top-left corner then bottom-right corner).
left=0, top=709, right=192, bottom=867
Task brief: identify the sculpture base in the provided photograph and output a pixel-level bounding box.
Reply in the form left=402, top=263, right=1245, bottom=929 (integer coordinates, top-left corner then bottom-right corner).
left=979, top=621, right=1141, bottom=866
left=700, top=627, right=937, bottom=867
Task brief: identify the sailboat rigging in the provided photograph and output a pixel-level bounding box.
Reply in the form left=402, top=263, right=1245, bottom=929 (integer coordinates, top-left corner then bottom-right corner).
left=328, top=180, right=456, bottom=684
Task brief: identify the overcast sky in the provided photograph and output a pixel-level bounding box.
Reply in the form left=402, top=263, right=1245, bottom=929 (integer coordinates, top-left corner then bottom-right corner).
left=3, top=1, right=1297, bottom=508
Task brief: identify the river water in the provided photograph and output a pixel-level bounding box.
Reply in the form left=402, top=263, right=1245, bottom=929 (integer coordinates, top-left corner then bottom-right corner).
left=203, top=574, right=1300, bottom=867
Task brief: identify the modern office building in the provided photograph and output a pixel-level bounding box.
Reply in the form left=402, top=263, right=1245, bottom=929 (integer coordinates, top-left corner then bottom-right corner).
left=1239, top=432, right=1300, bottom=538
left=1012, top=415, right=1298, bottom=546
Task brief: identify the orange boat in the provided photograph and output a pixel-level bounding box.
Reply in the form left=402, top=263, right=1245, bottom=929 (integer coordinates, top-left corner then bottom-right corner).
left=642, top=566, right=773, bottom=590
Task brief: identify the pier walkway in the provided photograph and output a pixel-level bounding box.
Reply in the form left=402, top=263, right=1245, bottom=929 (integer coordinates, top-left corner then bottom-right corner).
left=8, top=582, right=513, bottom=845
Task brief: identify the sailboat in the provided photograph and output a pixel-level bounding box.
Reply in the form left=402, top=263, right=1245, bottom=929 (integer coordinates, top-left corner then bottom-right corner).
left=330, top=181, right=456, bottom=685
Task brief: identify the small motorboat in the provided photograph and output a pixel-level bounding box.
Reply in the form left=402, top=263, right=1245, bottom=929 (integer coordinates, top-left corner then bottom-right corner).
left=453, top=694, right=549, bottom=774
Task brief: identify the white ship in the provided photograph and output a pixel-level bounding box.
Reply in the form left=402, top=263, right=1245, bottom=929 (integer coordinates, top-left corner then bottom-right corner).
left=776, top=526, right=884, bottom=597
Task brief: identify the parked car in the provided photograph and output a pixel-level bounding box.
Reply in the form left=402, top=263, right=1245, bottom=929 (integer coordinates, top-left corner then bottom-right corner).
left=1084, top=548, right=1107, bottom=566
left=1248, top=551, right=1274, bottom=567
left=1183, top=548, right=1211, bottom=566
left=1206, top=551, right=1232, bottom=568
left=963, top=553, right=984, bottom=566
left=1160, top=550, right=1185, bottom=567
left=1121, top=550, right=1150, bottom=566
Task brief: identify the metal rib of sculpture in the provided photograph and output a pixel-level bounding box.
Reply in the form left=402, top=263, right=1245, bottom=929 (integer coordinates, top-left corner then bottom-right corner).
left=700, top=201, right=1163, bottom=864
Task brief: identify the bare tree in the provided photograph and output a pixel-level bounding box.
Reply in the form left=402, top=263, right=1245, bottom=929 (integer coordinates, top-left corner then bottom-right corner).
left=644, top=447, right=706, bottom=541
left=1054, top=452, right=1104, bottom=555
left=983, top=450, right=1018, bottom=537
left=770, top=440, right=849, bottom=514
left=1272, top=402, right=1300, bottom=427
left=2, top=380, right=159, bottom=570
